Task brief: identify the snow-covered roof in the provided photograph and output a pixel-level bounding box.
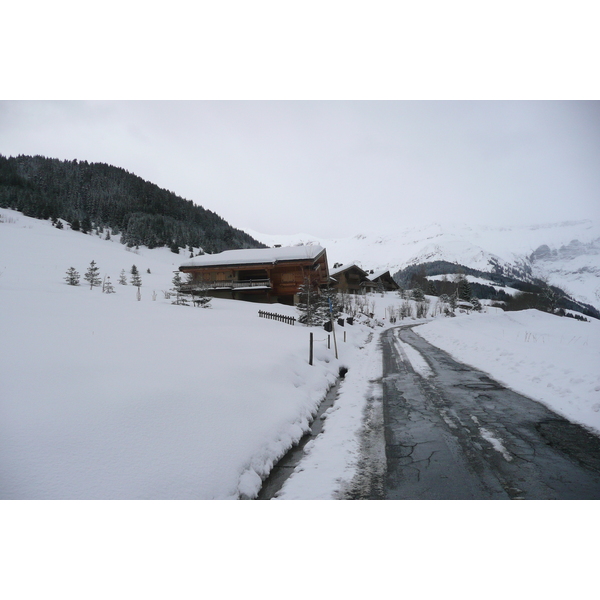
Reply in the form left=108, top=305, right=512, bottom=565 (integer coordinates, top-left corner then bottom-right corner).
left=329, top=263, right=366, bottom=277
left=180, top=245, right=325, bottom=268
left=368, top=269, right=391, bottom=281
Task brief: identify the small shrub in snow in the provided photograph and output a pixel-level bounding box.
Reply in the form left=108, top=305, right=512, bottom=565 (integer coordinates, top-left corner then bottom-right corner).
left=416, top=299, right=430, bottom=318
left=194, top=295, right=212, bottom=308
left=118, top=269, right=128, bottom=285
left=102, top=275, right=116, bottom=294
left=400, top=300, right=412, bottom=319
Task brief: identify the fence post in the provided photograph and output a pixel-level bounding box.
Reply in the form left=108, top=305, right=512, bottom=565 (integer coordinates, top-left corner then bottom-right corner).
left=328, top=335, right=330, bottom=349
left=309, top=332, right=313, bottom=366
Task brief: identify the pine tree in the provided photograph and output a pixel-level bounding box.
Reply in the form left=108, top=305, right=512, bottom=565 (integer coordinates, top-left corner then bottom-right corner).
left=296, top=277, right=326, bottom=326
left=118, top=269, right=128, bottom=285
left=321, top=287, right=342, bottom=320
left=172, top=271, right=182, bottom=289
left=411, top=287, right=425, bottom=301
left=103, top=275, right=116, bottom=293
left=471, top=297, right=482, bottom=311
left=171, top=271, right=186, bottom=305
left=81, top=216, right=92, bottom=234
left=426, top=279, right=438, bottom=296
left=64, top=267, right=80, bottom=286
left=130, top=265, right=142, bottom=287
left=84, top=260, right=102, bottom=289
left=457, top=277, right=472, bottom=301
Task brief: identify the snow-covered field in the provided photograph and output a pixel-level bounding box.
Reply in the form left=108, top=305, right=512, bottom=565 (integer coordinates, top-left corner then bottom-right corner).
left=0, top=209, right=370, bottom=499
left=415, top=308, right=600, bottom=435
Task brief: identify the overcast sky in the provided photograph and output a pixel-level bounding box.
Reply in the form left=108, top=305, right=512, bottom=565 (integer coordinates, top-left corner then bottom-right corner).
left=1, top=100, right=598, bottom=238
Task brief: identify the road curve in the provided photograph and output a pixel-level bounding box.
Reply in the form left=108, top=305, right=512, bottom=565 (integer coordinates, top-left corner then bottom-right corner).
left=354, top=325, right=600, bottom=500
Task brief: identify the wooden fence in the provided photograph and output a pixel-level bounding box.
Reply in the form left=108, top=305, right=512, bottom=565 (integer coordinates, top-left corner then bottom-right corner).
left=258, top=310, right=296, bottom=326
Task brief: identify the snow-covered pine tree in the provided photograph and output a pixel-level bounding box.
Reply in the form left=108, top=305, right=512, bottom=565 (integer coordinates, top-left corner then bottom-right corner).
left=172, top=271, right=182, bottom=289
left=471, top=297, right=482, bottom=311
left=320, top=286, right=342, bottom=320
left=103, top=276, right=116, bottom=293
left=296, top=277, right=326, bottom=326
left=170, top=271, right=189, bottom=305
left=411, top=287, right=425, bottom=301
left=84, top=261, right=102, bottom=289
left=130, top=265, right=142, bottom=287
left=64, top=267, right=80, bottom=286
left=118, top=269, right=128, bottom=285
left=449, top=292, right=457, bottom=310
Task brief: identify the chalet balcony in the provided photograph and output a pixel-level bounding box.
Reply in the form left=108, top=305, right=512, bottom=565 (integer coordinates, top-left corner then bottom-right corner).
left=179, top=279, right=272, bottom=292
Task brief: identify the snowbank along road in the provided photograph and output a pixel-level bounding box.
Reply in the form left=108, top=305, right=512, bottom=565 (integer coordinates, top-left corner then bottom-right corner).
left=350, top=325, right=600, bottom=500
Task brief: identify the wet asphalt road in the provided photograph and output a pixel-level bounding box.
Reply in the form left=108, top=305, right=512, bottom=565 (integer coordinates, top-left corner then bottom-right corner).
left=347, top=326, right=600, bottom=500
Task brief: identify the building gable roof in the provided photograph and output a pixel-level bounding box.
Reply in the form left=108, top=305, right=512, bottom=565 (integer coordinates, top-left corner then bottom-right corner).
left=180, top=245, right=326, bottom=269
left=329, top=263, right=369, bottom=278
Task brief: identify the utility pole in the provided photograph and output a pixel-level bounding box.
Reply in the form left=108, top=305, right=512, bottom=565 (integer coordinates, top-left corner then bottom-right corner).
left=328, top=298, right=338, bottom=359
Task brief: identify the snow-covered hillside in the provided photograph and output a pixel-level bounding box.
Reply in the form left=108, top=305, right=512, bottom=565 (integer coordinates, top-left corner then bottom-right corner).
left=0, top=209, right=368, bottom=499
left=246, top=220, right=600, bottom=309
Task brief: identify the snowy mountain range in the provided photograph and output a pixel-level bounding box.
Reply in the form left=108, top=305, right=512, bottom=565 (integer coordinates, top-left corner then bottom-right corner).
left=245, top=220, right=600, bottom=310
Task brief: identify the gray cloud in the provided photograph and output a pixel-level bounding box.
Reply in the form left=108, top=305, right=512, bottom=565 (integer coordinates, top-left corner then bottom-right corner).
left=1, top=100, right=598, bottom=237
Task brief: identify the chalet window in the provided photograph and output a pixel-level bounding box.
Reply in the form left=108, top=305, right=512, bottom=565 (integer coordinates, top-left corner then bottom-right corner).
left=281, top=273, right=295, bottom=283
left=216, top=272, right=229, bottom=281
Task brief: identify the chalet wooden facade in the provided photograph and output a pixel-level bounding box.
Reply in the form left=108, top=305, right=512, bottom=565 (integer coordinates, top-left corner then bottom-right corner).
left=178, top=245, right=329, bottom=305
left=329, top=263, right=376, bottom=294
left=368, top=269, right=400, bottom=291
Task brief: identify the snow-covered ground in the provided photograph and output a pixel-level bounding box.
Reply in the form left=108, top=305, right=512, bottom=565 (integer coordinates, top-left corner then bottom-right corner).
left=2, top=208, right=599, bottom=500
left=0, top=209, right=369, bottom=499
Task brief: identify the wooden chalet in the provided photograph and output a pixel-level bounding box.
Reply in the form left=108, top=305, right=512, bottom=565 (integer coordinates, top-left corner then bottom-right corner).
left=329, top=263, right=376, bottom=294
left=178, top=245, right=329, bottom=305
left=368, top=269, right=400, bottom=291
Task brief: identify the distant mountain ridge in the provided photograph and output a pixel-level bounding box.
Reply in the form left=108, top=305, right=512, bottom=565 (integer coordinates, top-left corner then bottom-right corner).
left=0, top=154, right=265, bottom=254
left=246, top=220, right=600, bottom=313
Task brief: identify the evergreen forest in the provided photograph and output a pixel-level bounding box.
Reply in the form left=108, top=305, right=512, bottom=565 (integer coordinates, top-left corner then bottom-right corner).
left=0, top=154, right=265, bottom=254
